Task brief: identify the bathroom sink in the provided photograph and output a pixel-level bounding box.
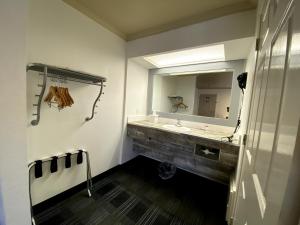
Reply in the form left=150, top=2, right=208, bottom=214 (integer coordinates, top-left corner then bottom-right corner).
left=162, top=124, right=191, bottom=132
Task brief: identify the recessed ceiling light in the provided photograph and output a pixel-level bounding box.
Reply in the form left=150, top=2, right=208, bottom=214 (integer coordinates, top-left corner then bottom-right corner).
left=144, top=44, right=225, bottom=68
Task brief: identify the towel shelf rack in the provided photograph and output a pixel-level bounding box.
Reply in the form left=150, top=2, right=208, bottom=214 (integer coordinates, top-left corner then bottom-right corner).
left=27, top=63, right=107, bottom=126
left=28, top=149, right=92, bottom=225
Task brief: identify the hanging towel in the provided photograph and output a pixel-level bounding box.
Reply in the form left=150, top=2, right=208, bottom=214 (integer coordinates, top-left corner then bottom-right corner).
left=65, top=153, right=72, bottom=168
left=77, top=150, right=83, bottom=164
left=35, top=160, right=43, bottom=178
left=50, top=156, right=58, bottom=173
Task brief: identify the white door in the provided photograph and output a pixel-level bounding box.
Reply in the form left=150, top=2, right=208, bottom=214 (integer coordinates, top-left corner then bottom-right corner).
left=234, top=0, right=300, bottom=224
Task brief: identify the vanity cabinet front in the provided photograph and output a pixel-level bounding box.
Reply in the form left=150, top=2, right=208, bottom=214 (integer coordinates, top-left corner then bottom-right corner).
left=127, top=123, right=239, bottom=184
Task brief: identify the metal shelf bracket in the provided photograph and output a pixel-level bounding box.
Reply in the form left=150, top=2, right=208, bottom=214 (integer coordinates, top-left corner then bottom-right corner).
left=85, top=80, right=104, bottom=122
left=30, top=66, right=47, bottom=126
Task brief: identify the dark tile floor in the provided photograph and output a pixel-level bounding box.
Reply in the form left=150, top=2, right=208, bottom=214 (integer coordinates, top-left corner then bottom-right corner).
left=34, top=156, right=229, bottom=225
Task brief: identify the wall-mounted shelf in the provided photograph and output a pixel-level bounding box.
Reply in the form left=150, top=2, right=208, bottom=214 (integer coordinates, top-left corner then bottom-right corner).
left=27, top=63, right=106, bottom=85
left=27, top=63, right=107, bottom=126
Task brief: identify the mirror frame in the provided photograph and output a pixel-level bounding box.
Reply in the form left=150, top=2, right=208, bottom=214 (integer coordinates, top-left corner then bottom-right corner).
left=148, top=60, right=246, bottom=127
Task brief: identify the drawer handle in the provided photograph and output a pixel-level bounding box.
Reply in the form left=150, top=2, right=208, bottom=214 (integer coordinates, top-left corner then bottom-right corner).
left=134, top=130, right=144, bottom=136
left=202, top=149, right=216, bottom=155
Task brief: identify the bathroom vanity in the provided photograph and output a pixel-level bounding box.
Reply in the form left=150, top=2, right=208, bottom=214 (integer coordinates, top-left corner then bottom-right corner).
left=127, top=120, right=239, bottom=184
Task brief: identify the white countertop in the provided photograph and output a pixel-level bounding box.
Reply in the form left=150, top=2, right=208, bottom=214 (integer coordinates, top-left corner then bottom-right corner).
left=128, top=120, right=240, bottom=146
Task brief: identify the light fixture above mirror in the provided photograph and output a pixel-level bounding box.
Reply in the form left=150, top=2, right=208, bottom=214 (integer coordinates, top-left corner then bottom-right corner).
left=144, top=44, right=225, bottom=68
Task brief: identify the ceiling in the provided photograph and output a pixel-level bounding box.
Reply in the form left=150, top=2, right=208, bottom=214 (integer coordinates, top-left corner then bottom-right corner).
left=63, top=0, right=257, bottom=41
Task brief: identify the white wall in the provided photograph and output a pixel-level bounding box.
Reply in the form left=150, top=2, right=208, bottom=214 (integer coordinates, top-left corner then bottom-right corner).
left=0, top=0, right=31, bottom=224
left=127, top=10, right=256, bottom=58
left=152, top=76, right=177, bottom=112
left=152, top=75, right=163, bottom=112
left=121, top=59, right=149, bottom=163
left=231, top=40, right=256, bottom=223
left=27, top=0, right=126, bottom=204
left=176, top=76, right=196, bottom=114
left=240, top=44, right=257, bottom=134
left=125, top=60, right=149, bottom=116
left=0, top=185, right=4, bottom=225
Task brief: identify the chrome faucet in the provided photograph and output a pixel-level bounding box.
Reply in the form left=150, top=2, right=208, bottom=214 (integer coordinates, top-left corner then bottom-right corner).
left=176, top=118, right=182, bottom=127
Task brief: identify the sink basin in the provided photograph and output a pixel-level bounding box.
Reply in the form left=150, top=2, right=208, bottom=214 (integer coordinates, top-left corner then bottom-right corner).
left=162, top=124, right=191, bottom=132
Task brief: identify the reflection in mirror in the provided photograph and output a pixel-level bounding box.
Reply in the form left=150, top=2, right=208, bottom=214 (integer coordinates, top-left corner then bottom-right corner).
left=152, top=72, right=233, bottom=119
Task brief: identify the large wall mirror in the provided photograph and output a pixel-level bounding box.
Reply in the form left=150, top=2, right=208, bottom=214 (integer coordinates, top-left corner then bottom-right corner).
left=153, top=71, right=233, bottom=119
left=149, top=60, right=246, bottom=127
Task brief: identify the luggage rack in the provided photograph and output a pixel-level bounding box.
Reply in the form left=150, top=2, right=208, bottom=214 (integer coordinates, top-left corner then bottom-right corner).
left=28, top=149, right=92, bottom=225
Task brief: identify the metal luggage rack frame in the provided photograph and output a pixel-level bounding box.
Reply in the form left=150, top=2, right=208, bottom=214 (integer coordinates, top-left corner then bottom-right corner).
left=28, top=149, right=92, bottom=225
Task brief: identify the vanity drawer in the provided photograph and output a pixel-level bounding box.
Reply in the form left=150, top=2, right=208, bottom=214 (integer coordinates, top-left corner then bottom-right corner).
left=194, top=144, right=220, bottom=161
left=127, top=126, right=146, bottom=139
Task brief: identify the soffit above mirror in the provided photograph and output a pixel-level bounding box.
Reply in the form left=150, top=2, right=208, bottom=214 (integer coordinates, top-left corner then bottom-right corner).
left=133, top=37, right=254, bottom=69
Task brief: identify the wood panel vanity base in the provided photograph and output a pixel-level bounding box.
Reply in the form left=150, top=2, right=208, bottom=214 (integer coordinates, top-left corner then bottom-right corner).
left=127, top=123, right=239, bottom=184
